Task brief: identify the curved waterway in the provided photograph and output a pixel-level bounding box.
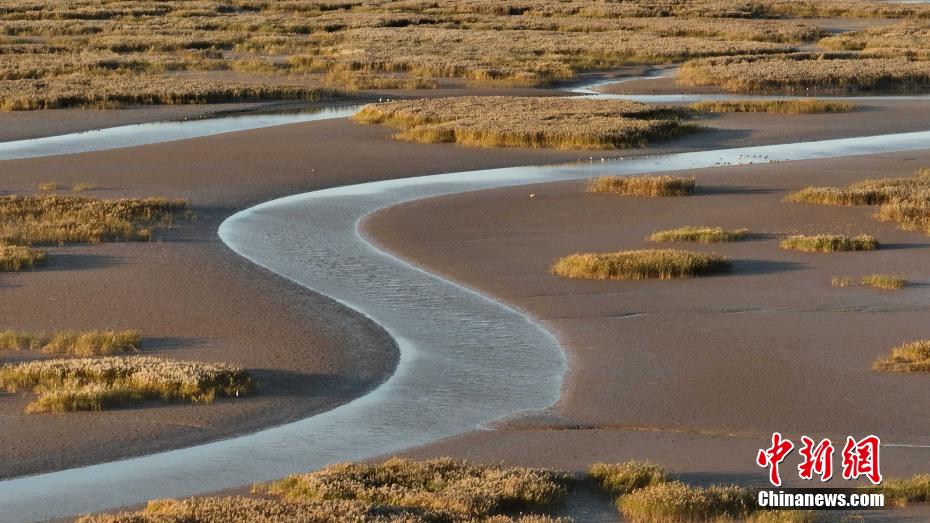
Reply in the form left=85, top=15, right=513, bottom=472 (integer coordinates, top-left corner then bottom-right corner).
left=0, top=104, right=362, bottom=160
left=4, top=83, right=930, bottom=521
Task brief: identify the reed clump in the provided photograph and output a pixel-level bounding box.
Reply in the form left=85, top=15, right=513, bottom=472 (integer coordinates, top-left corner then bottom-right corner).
left=786, top=171, right=930, bottom=234
left=779, top=234, right=877, bottom=252
left=588, top=462, right=668, bottom=496
left=354, top=97, right=695, bottom=150
left=0, top=355, right=253, bottom=413
left=0, top=195, right=192, bottom=245
left=861, top=274, right=906, bottom=290
left=679, top=52, right=930, bottom=93
left=879, top=474, right=930, bottom=506
left=256, top=457, right=572, bottom=519
left=690, top=99, right=856, bottom=114
left=587, top=175, right=696, bottom=197
left=0, top=244, right=46, bottom=270
left=551, top=249, right=729, bottom=280
left=618, top=482, right=811, bottom=522
left=832, top=276, right=852, bottom=288
left=0, top=329, right=141, bottom=356
left=873, top=340, right=930, bottom=373
left=649, top=226, right=749, bottom=243
left=78, top=496, right=567, bottom=523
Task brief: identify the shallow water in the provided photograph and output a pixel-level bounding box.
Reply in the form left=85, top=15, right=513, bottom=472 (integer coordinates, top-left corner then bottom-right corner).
left=0, top=104, right=362, bottom=160
left=3, top=81, right=930, bottom=521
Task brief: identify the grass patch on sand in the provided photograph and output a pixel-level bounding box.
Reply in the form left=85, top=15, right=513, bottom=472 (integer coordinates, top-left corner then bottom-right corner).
left=0, top=329, right=141, bottom=356
left=619, top=482, right=811, bottom=523
left=832, top=276, right=853, bottom=288
left=587, top=175, right=696, bottom=197
left=786, top=170, right=930, bottom=235
left=0, top=355, right=253, bottom=413
left=690, top=99, right=856, bottom=114
left=879, top=474, right=930, bottom=506
left=649, top=226, right=749, bottom=243
left=861, top=274, right=906, bottom=290
left=0, top=195, right=191, bottom=245
left=779, top=234, right=877, bottom=252
left=588, top=462, right=668, bottom=496
left=37, top=181, right=62, bottom=191
left=354, top=97, right=695, bottom=150
left=679, top=52, right=930, bottom=93
left=873, top=341, right=930, bottom=373
left=551, top=249, right=729, bottom=280
left=255, top=457, right=572, bottom=520
left=0, top=244, right=46, bottom=271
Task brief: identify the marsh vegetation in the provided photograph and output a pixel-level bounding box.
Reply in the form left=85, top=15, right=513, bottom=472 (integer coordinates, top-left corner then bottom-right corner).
left=0, top=356, right=253, bottom=412
left=0, top=329, right=141, bottom=356
left=778, top=234, right=878, bottom=252
left=551, top=249, right=729, bottom=280
left=874, top=340, right=930, bottom=372
left=786, top=170, right=930, bottom=235
left=0, top=195, right=191, bottom=245
left=689, top=99, right=856, bottom=114
left=0, top=244, right=46, bottom=271
left=355, top=97, right=694, bottom=149
left=587, top=175, right=696, bottom=197
left=649, top=226, right=749, bottom=243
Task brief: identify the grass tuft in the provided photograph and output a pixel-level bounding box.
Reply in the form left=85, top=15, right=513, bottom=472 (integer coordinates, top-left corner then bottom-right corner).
left=861, top=274, right=906, bottom=290
left=832, top=276, right=852, bottom=288
left=551, top=249, right=729, bottom=280
left=0, top=195, right=191, bottom=245
left=37, top=182, right=62, bottom=191
left=0, top=355, right=253, bottom=413
left=255, top=457, right=572, bottom=519
left=587, top=175, right=696, bottom=197
left=779, top=234, right=877, bottom=253
left=618, top=482, right=754, bottom=522
left=0, top=244, right=46, bottom=271
left=879, top=474, right=930, bottom=506
left=0, top=329, right=141, bottom=355
left=786, top=171, right=930, bottom=235
left=873, top=340, right=930, bottom=373
left=649, top=226, right=749, bottom=243
left=588, top=462, right=668, bottom=496
left=72, top=183, right=95, bottom=192
left=690, top=99, right=856, bottom=114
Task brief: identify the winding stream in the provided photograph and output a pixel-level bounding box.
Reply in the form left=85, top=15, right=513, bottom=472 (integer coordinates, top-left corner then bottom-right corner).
left=3, top=83, right=930, bottom=522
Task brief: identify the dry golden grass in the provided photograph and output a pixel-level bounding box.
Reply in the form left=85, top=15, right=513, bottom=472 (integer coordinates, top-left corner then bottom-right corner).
left=256, top=457, right=572, bottom=519
left=821, top=25, right=930, bottom=59
left=0, top=195, right=191, bottom=245
left=861, top=273, right=907, bottom=290
left=0, top=355, right=253, bottom=412
left=786, top=171, right=930, bottom=234
left=588, top=462, right=668, bottom=496
left=832, top=276, right=853, bottom=288
left=79, top=496, right=568, bottom=523
left=36, top=181, right=62, bottom=191
left=618, top=482, right=812, bottom=523
left=354, top=97, right=694, bottom=149
left=648, top=226, right=749, bottom=243
left=679, top=52, right=930, bottom=93
left=779, top=234, right=878, bottom=252
left=587, top=175, right=696, bottom=197
left=0, top=329, right=141, bottom=356
left=0, top=244, right=46, bottom=270
left=873, top=340, right=930, bottom=372
left=879, top=474, right=930, bottom=506
left=72, top=183, right=95, bottom=192
left=690, top=99, right=856, bottom=114
left=551, top=249, right=729, bottom=280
